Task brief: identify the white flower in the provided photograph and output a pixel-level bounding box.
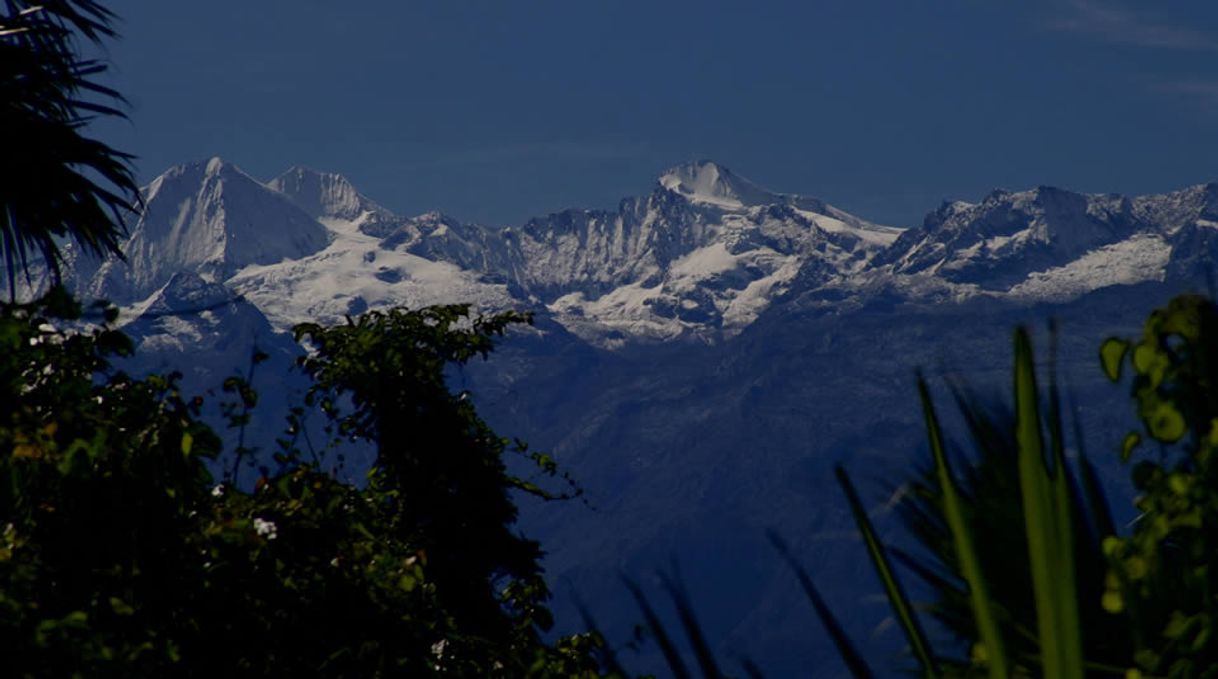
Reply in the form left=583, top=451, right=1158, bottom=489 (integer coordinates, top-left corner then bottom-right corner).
left=253, top=517, right=278, bottom=540
left=430, top=638, right=448, bottom=672
left=211, top=484, right=225, bottom=498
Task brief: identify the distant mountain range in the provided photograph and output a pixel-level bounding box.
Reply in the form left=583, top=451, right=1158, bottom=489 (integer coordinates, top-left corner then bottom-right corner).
left=38, top=159, right=1218, bottom=676
left=49, top=157, right=1209, bottom=343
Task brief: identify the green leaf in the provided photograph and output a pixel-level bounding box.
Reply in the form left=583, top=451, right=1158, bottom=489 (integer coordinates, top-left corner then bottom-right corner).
left=1012, top=328, right=1083, bottom=679
left=1148, top=402, right=1185, bottom=442
left=1121, top=432, right=1141, bottom=463
left=918, top=375, right=1010, bottom=679
left=1100, top=338, right=1129, bottom=382
left=769, top=532, right=876, bottom=679
left=659, top=572, right=724, bottom=679
left=623, top=578, right=692, bottom=679
left=108, top=596, right=134, bottom=616
left=1077, top=448, right=1117, bottom=540
left=180, top=432, right=193, bottom=457
left=835, top=466, right=939, bottom=679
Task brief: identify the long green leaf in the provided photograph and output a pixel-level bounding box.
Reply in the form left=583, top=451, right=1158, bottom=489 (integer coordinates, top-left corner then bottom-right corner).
left=1047, top=345, right=1084, bottom=678
left=623, top=577, right=692, bottom=679
left=1076, top=449, right=1116, bottom=541
left=739, top=656, right=767, bottom=679
left=835, top=465, right=940, bottom=679
left=659, top=571, right=724, bottom=679
left=1067, top=386, right=1117, bottom=540
left=918, top=376, right=1010, bottom=679
left=1014, top=328, right=1057, bottom=672
left=1013, top=328, right=1083, bottom=679
left=573, top=594, right=629, bottom=678
left=768, top=532, right=876, bottom=679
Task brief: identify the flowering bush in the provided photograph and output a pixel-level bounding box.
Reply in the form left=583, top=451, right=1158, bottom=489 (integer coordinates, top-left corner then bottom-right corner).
left=0, top=290, right=613, bottom=677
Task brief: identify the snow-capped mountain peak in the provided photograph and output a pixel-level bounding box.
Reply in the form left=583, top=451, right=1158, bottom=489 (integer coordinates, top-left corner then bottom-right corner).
left=657, top=160, right=779, bottom=208
left=91, top=158, right=332, bottom=304
left=67, top=156, right=1218, bottom=350
left=268, top=165, right=386, bottom=225
left=1132, top=182, right=1218, bottom=236
left=143, top=156, right=240, bottom=206
left=104, top=157, right=906, bottom=347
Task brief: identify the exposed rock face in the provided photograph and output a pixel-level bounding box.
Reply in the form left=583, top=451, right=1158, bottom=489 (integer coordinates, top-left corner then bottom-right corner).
left=92, top=158, right=330, bottom=304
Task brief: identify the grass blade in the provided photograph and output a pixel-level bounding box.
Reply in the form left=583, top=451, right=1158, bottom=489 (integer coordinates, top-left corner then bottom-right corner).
left=739, top=656, right=766, bottom=679
left=768, top=531, right=877, bottom=679
left=574, top=594, right=629, bottom=678
left=1047, top=342, right=1085, bottom=679
left=623, top=576, right=692, bottom=679
left=1013, top=328, right=1083, bottom=679
left=918, top=375, right=1010, bottom=679
left=1067, top=385, right=1116, bottom=540
left=659, top=570, right=724, bottom=679
left=891, top=548, right=966, bottom=604
left=836, top=465, right=941, bottom=679
left=1076, top=450, right=1116, bottom=540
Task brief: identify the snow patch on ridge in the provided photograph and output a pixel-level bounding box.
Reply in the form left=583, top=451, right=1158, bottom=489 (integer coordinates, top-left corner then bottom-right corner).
left=669, top=242, right=740, bottom=282
left=228, top=214, right=516, bottom=331
left=70, top=157, right=1218, bottom=351
left=548, top=283, right=687, bottom=347
left=1006, top=234, right=1171, bottom=302
left=793, top=209, right=902, bottom=247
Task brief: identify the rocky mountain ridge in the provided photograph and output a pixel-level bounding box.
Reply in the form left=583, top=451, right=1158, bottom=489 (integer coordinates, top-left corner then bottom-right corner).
left=75, top=158, right=1217, bottom=348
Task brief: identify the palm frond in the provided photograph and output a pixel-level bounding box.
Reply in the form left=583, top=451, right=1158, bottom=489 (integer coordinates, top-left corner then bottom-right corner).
left=573, top=595, right=629, bottom=677
left=623, top=576, right=692, bottom=679
left=0, top=0, right=140, bottom=299
left=919, top=374, right=1012, bottom=679
left=658, top=571, right=724, bottom=679
left=1012, top=328, right=1083, bottom=679
left=893, top=334, right=1130, bottom=674
left=768, top=531, right=877, bottom=679
left=835, top=465, right=940, bottom=678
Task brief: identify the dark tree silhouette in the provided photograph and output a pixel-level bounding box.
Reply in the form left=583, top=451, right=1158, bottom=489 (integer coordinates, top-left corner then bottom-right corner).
left=0, top=0, right=140, bottom=298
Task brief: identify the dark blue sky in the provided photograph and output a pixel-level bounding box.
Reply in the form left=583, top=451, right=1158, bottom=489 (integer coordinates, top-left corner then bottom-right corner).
left=96, top=0, right=1218, bottom=227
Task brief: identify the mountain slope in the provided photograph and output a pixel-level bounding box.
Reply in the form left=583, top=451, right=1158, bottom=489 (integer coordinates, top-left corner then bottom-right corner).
left=81, top=159, right=907, bottom=346
left=92, top=158, right=331, bottom=304
left=876, top=186, right=1144, bottom=288
left=226, top=210, right=519, bottom=330
left=806, top=183, right=1218, bottom=310
left=61, top=158, right=1218, bottom=349
left=517, top=161, right=901, bottom=344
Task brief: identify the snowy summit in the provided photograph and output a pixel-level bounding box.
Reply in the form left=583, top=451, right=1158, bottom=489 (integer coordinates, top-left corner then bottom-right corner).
left=32, top=157, right=1217, bottom=348
left=658, top=160, right=781, bottom=208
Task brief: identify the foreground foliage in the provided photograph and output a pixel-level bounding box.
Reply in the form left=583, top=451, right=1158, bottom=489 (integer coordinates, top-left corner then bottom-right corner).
left=794, top=294, right=1218, bottom=678
left=0, top=1, right=619, bottom=673
left=626, top=295, right=1218, bottom=679
left=1097, top=295, right=1218, bottom=676
left=0, top=0, right=140, bottom=298
left=0, top=290, right=611, bottom=677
